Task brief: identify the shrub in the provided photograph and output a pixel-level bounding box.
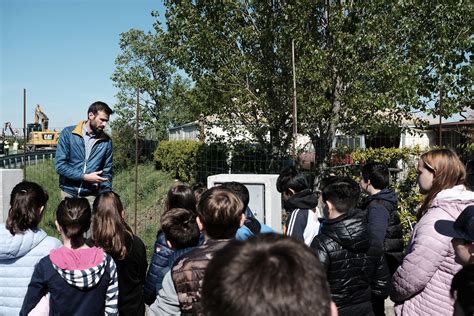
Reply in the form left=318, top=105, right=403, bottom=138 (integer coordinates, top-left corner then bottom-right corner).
left=351, top=146, right=422, bottom=167
left=329, top=146, right=353, bottom=166
left=394, top=166, right=422, bottom=244
left=232, top=143, right=291, bottom=174
left=328, top=146, right=423, bottom=244
left=154, top=140, right=201, bottom=182
left=154, top=140, right=231, bottom=183
left=111, top=125, right=136, bottom=171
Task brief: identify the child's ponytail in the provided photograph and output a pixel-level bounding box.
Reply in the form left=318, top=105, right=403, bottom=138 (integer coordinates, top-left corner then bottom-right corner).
left=56, top=198, right=91, bottom=249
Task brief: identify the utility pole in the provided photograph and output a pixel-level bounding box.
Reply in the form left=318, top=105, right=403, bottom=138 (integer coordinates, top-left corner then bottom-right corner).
left=438, top=86, right=443, bottom=147
left=292, top=39, right=298, bottom=161
left=23, top=89, right=27, bottom=178
left=134, top=87, right=140, bottom=234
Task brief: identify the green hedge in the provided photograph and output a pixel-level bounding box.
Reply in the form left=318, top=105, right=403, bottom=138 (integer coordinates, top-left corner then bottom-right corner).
left=154, top=140, right=230, bottom=183
left=351, top=146, right=422, bottom=167
left=154, top=140, right=202, bottom=182
left=344, top=146, right=422, bottom=244
left=231, top=143, right=290, bottom=174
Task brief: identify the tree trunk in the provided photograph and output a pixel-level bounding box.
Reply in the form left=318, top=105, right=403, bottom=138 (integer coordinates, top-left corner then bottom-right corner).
left=312, top=74, right=343, bottom=190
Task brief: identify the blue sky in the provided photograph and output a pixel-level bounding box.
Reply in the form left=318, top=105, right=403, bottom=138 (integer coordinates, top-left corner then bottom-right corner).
left=1, top=0, right=166, bottom=129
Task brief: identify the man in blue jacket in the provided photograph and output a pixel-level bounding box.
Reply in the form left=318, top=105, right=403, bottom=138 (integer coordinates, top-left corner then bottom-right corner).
left=55, top=101, right=113, bottom=201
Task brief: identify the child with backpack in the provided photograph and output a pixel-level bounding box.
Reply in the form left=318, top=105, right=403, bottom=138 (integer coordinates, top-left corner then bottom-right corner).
left=360, top=163, right=403, bottom=315
left=159, top=207, right=201, bottom=275
left=150, top=186, right=245, bottom=315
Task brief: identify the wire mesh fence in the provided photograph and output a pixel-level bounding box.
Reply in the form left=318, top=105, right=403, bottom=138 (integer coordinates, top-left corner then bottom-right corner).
left=1, top=130, right=473, bottom=254
left=2, top=132, right=473, bottom=200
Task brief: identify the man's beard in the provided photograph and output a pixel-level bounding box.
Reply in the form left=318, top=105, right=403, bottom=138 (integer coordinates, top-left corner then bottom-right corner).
left=90, top=118, right=102, bottom=134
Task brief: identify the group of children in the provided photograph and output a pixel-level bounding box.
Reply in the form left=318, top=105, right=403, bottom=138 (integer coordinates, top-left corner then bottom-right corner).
left=0, top=147, right=473, bottom=315
left=276, top=149, right=474, bottom=316
left=0, top=185, right=146, bottom=315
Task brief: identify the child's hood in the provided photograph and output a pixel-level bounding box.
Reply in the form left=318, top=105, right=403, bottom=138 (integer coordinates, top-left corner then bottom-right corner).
left=50, top=246, right=108, bottom=289
left=0, top=225, right=47, bottom=259
left=432, top=185, right=474, bottom=217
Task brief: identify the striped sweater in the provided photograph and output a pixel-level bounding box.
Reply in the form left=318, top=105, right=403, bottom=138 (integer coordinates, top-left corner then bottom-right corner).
left=286, top=208, right=320, bottom=246
left=20, top=246, right=118, bottom=315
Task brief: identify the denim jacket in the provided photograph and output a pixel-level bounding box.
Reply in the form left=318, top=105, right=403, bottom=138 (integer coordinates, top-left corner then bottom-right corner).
left=55, top=121, right=112, bottom=196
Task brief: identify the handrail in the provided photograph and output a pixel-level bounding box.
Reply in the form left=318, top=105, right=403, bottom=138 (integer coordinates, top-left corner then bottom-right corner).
left=0, top=150, right=56, bottom=169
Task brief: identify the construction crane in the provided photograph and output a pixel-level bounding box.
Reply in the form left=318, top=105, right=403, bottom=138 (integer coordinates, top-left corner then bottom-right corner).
left=3, top=122, right=16, bottom=139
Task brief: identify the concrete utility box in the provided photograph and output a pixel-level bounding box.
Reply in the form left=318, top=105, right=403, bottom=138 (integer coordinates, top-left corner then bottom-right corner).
left=207, top=174, right=282, bottom=232
left=0, top=169, right=23, bottom=222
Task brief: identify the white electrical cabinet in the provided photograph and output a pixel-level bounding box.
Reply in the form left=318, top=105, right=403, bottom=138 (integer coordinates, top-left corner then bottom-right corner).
left=207, top=174, right=282, bottom=232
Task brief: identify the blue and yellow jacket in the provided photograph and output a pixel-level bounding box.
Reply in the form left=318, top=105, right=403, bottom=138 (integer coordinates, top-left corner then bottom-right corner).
left=55, top=121, right=112, bottom=197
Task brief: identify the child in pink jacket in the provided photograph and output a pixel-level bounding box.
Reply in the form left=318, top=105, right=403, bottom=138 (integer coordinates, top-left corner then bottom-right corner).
left=391, top=149, right=474, bottom=315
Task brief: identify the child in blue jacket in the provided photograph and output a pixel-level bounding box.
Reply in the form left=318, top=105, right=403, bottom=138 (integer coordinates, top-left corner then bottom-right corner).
left=144, top=184, right=199, bottom=305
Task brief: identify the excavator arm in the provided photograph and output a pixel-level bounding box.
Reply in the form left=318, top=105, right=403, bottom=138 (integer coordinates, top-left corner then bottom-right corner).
left=34, top=104, right=49, bottom=130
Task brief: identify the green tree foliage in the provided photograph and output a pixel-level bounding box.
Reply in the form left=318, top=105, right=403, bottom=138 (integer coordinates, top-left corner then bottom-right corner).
left=164, top=1, right=297, bottom=156
left=111, top=123, right=136, bottom=171
left=111, top=26, right=200, bottom=141
left=163, top=1, right=473, bottom=170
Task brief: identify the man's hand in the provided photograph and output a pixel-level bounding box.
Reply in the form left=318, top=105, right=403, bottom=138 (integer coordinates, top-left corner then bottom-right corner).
left=83, top=170, right=108, bottom=183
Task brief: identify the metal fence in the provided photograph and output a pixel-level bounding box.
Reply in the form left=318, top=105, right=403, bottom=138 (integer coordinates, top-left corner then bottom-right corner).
left=0, top=130, right=474, bottom=252
left=2, top=132, right=473, bottom=186
left=0, top=150, right=55, bottom=169
left=1, top=133, right=473, bottom=237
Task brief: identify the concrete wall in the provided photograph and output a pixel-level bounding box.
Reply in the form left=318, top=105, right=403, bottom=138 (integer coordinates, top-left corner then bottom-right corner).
left=0, top=169, right=23, bottom=222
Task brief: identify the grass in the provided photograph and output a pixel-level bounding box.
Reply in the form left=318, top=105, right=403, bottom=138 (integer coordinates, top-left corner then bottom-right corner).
left=26, top=160, right=176, bottom=259
left=112, top=163, right=176, bottom=257
left=25, top=160, right=61, bottom=238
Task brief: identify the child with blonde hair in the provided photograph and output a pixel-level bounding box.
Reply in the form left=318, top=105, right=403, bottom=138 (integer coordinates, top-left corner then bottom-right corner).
left=391, top=149, right=474, bottom=315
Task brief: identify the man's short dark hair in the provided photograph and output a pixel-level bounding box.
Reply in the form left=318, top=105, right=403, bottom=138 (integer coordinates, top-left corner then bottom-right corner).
left=197, top=186, right=243, bottom=239
left=87, top=101, right=114, bottom=116
left=276, top=166, right=310, bottom=193
left=220, top=182, right=249, bottom=213
left=361, top=163, right=390, bottom=190
left=202, top=233, right=332, bottom=316
left=321, top=176, right=360, bottom=213
left=161, top=208, right=200, bottom=249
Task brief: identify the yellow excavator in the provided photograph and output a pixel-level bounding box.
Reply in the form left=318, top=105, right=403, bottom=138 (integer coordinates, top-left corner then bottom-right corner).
left=25, top=104, right=60, bottom=152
